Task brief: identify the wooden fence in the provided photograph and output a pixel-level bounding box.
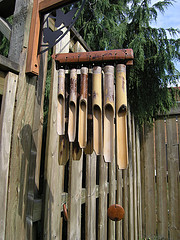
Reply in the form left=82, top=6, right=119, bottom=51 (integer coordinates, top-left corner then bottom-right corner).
left=0, top=0, right=180, bottom=238
left=140, top=115, right=180, bottom=240
left=43, top=61, right=143, bottom=239
left=43, top=49, right=180, bottom=239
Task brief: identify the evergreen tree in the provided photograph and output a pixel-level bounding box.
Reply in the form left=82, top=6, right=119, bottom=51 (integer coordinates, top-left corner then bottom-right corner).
left=75, top=0, right=180, bottom=124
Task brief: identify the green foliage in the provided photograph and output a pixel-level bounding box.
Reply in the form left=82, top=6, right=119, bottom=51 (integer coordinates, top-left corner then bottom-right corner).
left=44, top=50, right=53, bottom=128
left=74, top=0, right=180, bottom=124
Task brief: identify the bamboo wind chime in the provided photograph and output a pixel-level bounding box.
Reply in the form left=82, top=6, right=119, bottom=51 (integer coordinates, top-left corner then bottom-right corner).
left=53, top=49, right=134, bottom=169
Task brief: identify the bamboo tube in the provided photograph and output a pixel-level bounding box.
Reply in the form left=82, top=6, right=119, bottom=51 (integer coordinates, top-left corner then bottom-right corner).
left=78, top=67, right=88, bottom=148
left=57, top=69, right=65, bottom=135
left=103, top=65, right=115, bottom=163
left=92, top=66, right=102, bottom=155
left=58, top=135, right=69, bottom=165
left=116, top=64, right=128, bottom=169
left=68, top=68, right=77, bottom=142
left=84, top=71, right=93, bottom=154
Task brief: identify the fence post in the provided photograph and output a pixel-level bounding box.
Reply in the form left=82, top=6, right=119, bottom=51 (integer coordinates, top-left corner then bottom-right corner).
left=144, top=123, right=156, bottom=238
left=128, top=109, right=134, bottom=240
left=155, top=118, right=168, bottom=239
left=132, top=115, right=138, bottom=240
left=166, top=117, right=180, bottom=239
left=136, top=125, right=142, bottom=239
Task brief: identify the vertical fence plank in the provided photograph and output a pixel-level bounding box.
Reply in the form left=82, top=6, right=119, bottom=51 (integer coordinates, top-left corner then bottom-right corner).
left=0, top=72, right=18, bottom=240
left=43, top=28, right=70, bottom=240
left=67, top=146, right=83, bottom=240
left=116, top=169, right=123, bottom=240
left=5, top=73, right=36, bottom=240
left=4, top=1, right=36, bottom=239
left=108, top=155, right=116, bottom=240
left=123, top=169, right=129, bottom=240
left=98, top=155, right=108, bottom=240
left=33, top=46, right=48, bottom=193
left=144, top=123, right=156, bottom=238
left=85, top=152, right=96, bottom=239
left=140, top=126, right=146, bottom=238
left=26, top=37, right=49, bottom=239
left=43, top=59, right=64, bottom=239
left=178, top=116, right=180, bottom=238
left=155, top=118, right=168, bottom=239
left=132, top=115, right=138, bottom=240
left=166, top=117, right=180, bottom=239
left=136, top=125, right=142, bottom=240
left=128, top=109, right=134, bottom=240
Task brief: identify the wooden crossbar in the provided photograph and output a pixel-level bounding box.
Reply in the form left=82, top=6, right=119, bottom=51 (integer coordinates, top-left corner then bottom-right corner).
left=53, top=49, right=134, bottom=67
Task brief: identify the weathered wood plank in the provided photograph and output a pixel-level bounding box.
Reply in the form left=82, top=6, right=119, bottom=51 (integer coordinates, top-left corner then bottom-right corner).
left=20, top=76, right=37, bottom=240
left=116, top=169, right=123, bottom=240
left=140, top=126, right=146, bottom=238
left=71, top=27, right=92, bottom=52
left=98, top=154, right=108, bottom=240
left=132, top=115, right=138, bottom=240
left=85, top=152, right=97, bottom=239
left=32, top=199, right=42, bottom=222
left=33, top=37, right=48, bottom=194
left=73, top=41, right=86, bottom=53
left=155, top=119, right=168, bottom=239
left=5, top=72, right=37, bottom=240
left=61, top=181, right=119, bottom=210
left=123, top=169, right=129, bottom=240
left=0, top=16, right=11, bottom=40
left=166, top=117, right=180, bottom=239
left=8, top=0, right=33, bottom=63
left=43, top=23, right=69, bottom=239
left=0, top=72, right=18, bottom=240
left=43, top=37, right=68, bottom=239
left=136, top=125, right=142, bottom=240
left=39, top=0, right=78, bottom=12
left=67, top=145, right=83, bottom=240
left=0, top=54, right=20, bottom=74
left=108, top=154, right=116, bottom=240
left=127, top=109, right=134, bottom=240
left=43, top=62, right=64, bottom=239
left=0, top=70, right=6, bottom=95
left=144, top=123, right=156, bottom=238
left=5, top=2, right=37, bottom=237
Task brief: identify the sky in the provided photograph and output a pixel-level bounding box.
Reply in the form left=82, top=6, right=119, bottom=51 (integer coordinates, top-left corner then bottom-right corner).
left=150, top=0, right=180, bottom=74
left=151, top=0, right=180, bottom=30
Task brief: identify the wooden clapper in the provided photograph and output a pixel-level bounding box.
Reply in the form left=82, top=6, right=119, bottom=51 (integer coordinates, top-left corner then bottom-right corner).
left=54, top=49, right=133, bottom=168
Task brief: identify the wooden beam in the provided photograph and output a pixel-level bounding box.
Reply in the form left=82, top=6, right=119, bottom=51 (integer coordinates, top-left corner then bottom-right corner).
left=71, top=26, right=92, bottom=52
left=53, top=49, right=134, bottom=66
left=0, top=17, right=12, bottom=40
left=0, top=54, right=20, bottom=74
left=26, top=0, right=40, bottom=75
left=39, top=0, right=79, bottom=13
